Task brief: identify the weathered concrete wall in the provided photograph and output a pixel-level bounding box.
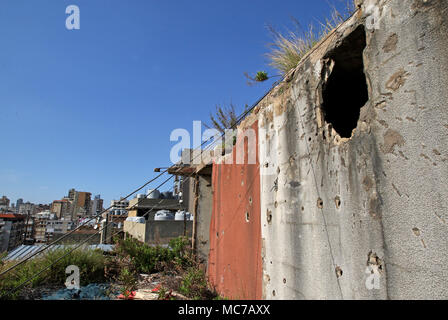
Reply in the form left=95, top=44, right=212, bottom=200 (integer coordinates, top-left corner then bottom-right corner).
left=208, top=121, right=262, bottom=299
left=146, top=221, right=192, bottom=244
left=195, top=174, right=213, bottom=266
left=255, top=0, right=448, bottom=299
left=124, top=220, right=146, bottom=243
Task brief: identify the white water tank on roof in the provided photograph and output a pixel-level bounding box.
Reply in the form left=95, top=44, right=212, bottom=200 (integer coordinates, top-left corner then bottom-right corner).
left=125, top=217, right=145, bottom=223
left=154, top=210, right=174, bottom=221
left=147, top=189, right=160, bottom=199
left=175, top=211, right=191, bottom=221
left=137, top=194, right=146, bottom=199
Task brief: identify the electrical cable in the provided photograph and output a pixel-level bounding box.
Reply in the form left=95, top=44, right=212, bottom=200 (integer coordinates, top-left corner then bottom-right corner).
left=0, top=170, right=169, bottom=278
left=0, top=175, right=175, bottom=298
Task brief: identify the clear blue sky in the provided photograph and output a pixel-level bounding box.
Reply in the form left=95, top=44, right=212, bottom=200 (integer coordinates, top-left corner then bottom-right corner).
left=0, top=0, right=351, bottom=206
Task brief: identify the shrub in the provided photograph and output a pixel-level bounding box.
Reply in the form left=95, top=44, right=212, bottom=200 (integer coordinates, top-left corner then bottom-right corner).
left=112, top=237, right=221, bottom=300
left=157, top=286, right=175, bottom=300
left=168, top=236, right=193, bottom=269
left=255, top=71, right=269, bottom=82
left=114, top=236, right=193, bottom=274
left=118, top=267, right=137, bottom=296
left=179, top=267, right=208, bottom=300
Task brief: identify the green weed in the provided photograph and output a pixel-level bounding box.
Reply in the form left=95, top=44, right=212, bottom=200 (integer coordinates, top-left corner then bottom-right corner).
left=0, top=248, right=105, bottom=300
left=179, top=267, right=208, bottom=300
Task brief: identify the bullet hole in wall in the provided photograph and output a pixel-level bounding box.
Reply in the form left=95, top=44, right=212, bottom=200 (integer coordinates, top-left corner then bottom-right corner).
left=367, top=251, right=384, bottom=273
left=317, top=198, right=324, bottom=209
left=321, top=25, right=369, bottom=138
left=412, top=227, right=421, bottom=237
left=335, top=266, right=343, bottom=278
left=267, top=209, right=272, bottom=223
left=335, top=196, right=341, bottom=209
left=245, top=211, right=250, bottom=222
left=265, top=274, right=271, bottom=283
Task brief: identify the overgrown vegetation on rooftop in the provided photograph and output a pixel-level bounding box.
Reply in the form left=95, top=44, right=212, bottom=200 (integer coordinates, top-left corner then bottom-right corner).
left=0, top=248, right=105, bottom=300
left=0, top=236, right=223, bottom=300
left=108, top=236, right=220, bottom=300
left=111, top=236, right=193, bottom=275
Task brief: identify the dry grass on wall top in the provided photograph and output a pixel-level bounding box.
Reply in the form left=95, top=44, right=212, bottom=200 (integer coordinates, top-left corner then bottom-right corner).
left=266, top=3, right=355, bottom=75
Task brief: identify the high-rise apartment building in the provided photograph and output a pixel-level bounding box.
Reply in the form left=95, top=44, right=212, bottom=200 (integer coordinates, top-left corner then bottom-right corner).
left=90, top=195, right=104, bottom=216
left=0, top=214, right=25, bottom=252
left=51, top=199, right=72, bottom=219
left=15, top=198, right=23, bottom=213
left=65, top=189, right=92, bottom=219
left=0, top=196, right=10, bottom=211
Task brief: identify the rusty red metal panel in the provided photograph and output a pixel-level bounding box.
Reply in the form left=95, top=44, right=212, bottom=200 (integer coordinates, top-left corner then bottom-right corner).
left=208, top=121, right=262, bottom=300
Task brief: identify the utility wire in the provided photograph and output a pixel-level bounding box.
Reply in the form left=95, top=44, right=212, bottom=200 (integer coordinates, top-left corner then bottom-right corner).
left=105, top=4, right=361, bottom=296
left=3, top=136, right=220, bottom=297
left=0, top=170, right=169, bottom=278
left=166, top=5, right=361, bottom=299
left=0, top=91, right=237, bottom=280
left=124, top=74, right=286, bottom=249
left=1, top=8, right=357, bottom=292
left=107, top=135, right=213, bottom=239
left=1, top=5, right=361, bottom=297
left=1, top=175, right=175, bottom=299
left=108, top=190, right=174, bottom=242
left=1, top=51, right=296, bottom=293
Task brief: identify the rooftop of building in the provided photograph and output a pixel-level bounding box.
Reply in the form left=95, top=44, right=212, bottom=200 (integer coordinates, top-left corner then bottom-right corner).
left=0, top=213, right=25, bottom=220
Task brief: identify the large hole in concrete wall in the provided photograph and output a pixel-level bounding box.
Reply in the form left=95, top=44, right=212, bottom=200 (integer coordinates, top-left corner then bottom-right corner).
left=321, top=25, right=368, bottom=138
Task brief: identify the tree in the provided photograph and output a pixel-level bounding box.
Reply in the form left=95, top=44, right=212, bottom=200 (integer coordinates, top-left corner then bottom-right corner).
left=206, top=103, right=243, bottom=134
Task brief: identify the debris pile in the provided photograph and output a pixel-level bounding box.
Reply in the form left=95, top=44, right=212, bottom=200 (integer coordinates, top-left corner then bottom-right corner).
left=42, top=283, right=117, bottom=300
